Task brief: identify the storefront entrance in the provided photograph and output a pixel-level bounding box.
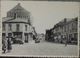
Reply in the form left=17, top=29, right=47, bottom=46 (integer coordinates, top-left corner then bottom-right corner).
left=24, top=33, right=28, bottom=43
left=13, top=32, right=23, bottom=44
left=24, top=33, right=35, bottom=43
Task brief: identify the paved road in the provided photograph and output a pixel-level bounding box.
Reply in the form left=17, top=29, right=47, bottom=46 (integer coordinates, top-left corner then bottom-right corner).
left=1, top=40, right=78, bottom=57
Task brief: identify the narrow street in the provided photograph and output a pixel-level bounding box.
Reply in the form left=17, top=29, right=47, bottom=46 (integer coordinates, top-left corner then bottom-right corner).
left=1, top=40, right=78, bottom=56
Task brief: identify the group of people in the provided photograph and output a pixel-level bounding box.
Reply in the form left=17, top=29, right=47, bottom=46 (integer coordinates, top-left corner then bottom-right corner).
left=2, top=36, right=12, bottom=53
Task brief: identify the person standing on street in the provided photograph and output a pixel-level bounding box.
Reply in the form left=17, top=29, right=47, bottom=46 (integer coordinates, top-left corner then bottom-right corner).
left=2, top=38, right=7, bottom=53
left=7, top=36, right=12, bottom=53
left=65, top=37, right=67, bottom=46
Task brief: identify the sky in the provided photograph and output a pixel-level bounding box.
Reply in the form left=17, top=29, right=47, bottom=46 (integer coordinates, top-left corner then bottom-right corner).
left=1, top=1, right=79, bottom=34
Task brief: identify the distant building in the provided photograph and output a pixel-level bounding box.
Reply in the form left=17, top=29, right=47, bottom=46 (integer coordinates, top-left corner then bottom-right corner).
left=2, top=3, right=36, bottom=44
left=53, top=17, right=78, bottom=44
left=45, top=29, right=54, bottom=41
left=37, top=33, right=45, bottom=40
left=45, top=17, right=78, bottom=44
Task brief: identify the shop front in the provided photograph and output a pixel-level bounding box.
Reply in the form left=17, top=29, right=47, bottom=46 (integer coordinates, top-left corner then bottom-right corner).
left=12, top=32, right=23, bottom=44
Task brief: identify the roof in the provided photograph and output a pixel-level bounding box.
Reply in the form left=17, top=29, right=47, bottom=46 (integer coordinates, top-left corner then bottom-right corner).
left=53, top=17, right=78, bottom=29
left=2, top=17, right=13, bottom=22
left=2, top=17, right=29, bottom=23
left=7, top=3, right=30, bottom=15
left=2, top=3, right=31, bottom=24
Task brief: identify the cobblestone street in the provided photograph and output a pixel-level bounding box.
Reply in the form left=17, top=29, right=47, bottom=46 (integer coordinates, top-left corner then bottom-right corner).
left=1, top=40, right=78, bottom=57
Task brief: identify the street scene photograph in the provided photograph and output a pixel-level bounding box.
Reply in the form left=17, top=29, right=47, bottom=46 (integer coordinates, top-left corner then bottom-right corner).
left=0, top=1, right=79, bottom=57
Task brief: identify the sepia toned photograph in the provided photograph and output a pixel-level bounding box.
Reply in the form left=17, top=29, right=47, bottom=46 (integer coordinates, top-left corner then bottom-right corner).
left=0, top=1, right=79, bottom=57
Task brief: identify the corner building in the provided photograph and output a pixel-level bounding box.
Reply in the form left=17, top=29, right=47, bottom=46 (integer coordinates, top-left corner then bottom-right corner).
left=2, top=3, right=35, bottom=44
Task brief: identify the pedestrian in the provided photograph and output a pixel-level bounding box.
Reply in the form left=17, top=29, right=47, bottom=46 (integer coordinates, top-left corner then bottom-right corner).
left=65, top=37, right=67, bottom=46
left=2, top=38, right=7, bottom=53
left=33, top=35, right=36, bottom=40
left=7, top=36, right=12, bottom=53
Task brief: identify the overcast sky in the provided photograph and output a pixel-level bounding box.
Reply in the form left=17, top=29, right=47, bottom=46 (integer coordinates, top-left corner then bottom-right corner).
left=1, top=1, right=79, bottom=34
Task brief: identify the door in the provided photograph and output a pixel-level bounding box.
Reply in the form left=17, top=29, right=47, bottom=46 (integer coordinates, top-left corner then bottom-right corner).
left=25, top=34, right=28, bottom=43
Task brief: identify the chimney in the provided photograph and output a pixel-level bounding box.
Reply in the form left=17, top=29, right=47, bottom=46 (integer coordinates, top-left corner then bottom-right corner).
left=64, top=18, right=67, bottom=23
left=18, top=3, right=20, bottom=6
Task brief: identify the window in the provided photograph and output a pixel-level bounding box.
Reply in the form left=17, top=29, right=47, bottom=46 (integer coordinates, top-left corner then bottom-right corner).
left=25, top=16, right=26, bottom=19
left=2, top=24, right=5, bottom=31
left=25, top=25, right=27, bottom=31
left=17, top=12, right=20, bottom=18
left=8, top=23, right=12, bottom=31
left=10, top=12, right=11, bottom=17
left=8, top=33, right=12, bottom=37
left=27, top=16, right=30, bottom=20
left=72, top=23, right=74, bottom=31
left=67, top=25, right=69, bottom=32
left=16, top=24, right=19, bottom=31
left=14, top=13, right=16, bottom=18
left=8, top=13, right=11, bottom=17
left=64, top=26, right=66, bottom=32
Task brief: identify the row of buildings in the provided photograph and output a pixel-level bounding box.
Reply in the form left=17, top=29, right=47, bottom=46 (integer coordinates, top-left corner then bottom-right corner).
left=2, top=3, right=37, bottom=44
left=45, top=17, right=78, bottom=44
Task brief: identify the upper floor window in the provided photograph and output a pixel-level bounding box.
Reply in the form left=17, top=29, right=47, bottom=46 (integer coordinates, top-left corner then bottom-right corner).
left=72, top=23, right=74, bottom=31
left=14, top=13, right=17, bottom=18
left=10, top=12, right=12, bottom=17
left=27, top=16, right=30, bottom=20
left=2, top=24, right=5, bottom=31
left=8, top=23, right=12, bottom=31
left=64, top=26, right=66, bottom=32
left=25, top=25, right=27, bottom=31
left=25, top=16, right=26, bottom=19
left=67, top=25, right=69, bottom=32
left=16, top=24, right=19, bottom=31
